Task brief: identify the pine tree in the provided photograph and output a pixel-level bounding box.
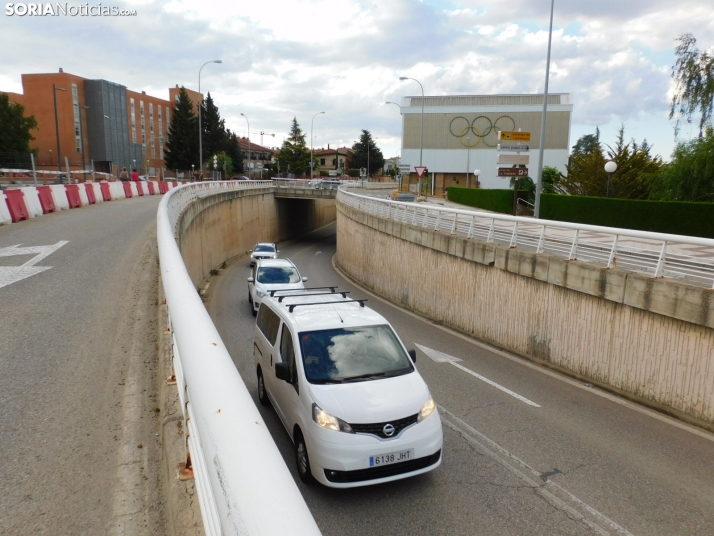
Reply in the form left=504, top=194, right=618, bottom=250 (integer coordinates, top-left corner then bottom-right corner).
left=276, top=118, right=311, bottom=175
left=350, top=130, right=384, bottom=176
left=164, top=87, right=198, bottom=170
left=201, top=92, right=226, bottom=166
left=225, top=130, right=243, bottom=173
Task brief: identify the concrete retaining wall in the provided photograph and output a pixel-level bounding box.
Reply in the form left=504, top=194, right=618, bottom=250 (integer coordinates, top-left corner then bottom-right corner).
left=336, top=201, right=714, bottom=427
left=177, top=187, right=336, bottom=286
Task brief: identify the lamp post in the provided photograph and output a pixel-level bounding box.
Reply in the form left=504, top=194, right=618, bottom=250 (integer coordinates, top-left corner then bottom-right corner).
left=399, top=76, right=424, bottom=194
left=240, top=113, right=250, bottom=178
left=198, top=59, right=222, bottom=177
left=310, top=111, right=325, bottom=180
left=604, top=160, right=617, bottom=197
left=534, top=0, right=555, bottom=219
left=474, top=169, right=481, bottom=188
left=466, top=136, right=471, bottom=188
left=52, top=84, right=67, bottom=172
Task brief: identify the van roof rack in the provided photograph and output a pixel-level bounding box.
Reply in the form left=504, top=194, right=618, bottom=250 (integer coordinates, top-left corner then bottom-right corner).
left=269, top=286, right=339, bottom=297
left=277, top=291, right=349, bottom=302
left=286, top=299, right=367, bottom=313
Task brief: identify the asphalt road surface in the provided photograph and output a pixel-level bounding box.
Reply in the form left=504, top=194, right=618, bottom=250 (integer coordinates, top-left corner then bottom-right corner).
left=207, top=223, right=714, bottom=536
left=0, top=196, right=165, bottom=535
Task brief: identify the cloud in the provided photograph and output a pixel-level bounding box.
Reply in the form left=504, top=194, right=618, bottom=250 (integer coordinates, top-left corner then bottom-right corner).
left=1, top=0, right=712, bottom=159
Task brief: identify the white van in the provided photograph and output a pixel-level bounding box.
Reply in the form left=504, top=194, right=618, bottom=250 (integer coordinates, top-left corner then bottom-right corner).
left=253, top=289, right=442, bottom=488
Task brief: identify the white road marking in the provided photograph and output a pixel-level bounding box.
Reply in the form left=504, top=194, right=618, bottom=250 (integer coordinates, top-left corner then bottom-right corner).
left=416, top=343, right=541, bottom=407
left=314, top=251, right=322, bottom=256
left=439, top=406, right=635, bottom=536
left=0, top=241, right=68, bottom=289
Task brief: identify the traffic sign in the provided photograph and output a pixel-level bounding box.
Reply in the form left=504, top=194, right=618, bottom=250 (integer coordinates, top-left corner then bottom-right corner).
left=498, top=167, right=529, bottom=177
left=398, top=164, right=411, bottom=173
left=498, top=155, right=530, bottom=165
left=415, top=166, right=427, bottom=178
left=498, top=143, right=530, bottom=152
left=500, top=131, right=531, bottom=142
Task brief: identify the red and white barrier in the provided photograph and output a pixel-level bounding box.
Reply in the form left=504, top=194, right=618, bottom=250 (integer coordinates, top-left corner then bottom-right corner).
left=1, top=181, right=177, bottom=226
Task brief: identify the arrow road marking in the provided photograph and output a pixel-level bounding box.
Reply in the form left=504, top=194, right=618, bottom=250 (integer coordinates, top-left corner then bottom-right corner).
left=415, top=343, right=540, bottom=407
left=0, top=241, right=68, bottom=289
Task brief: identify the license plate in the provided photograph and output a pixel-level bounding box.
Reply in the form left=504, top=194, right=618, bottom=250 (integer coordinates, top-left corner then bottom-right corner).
left=369, top=449, right=414, bottom=467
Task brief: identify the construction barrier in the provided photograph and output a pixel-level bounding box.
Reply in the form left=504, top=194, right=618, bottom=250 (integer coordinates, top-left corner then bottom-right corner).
left=4, top=189, right=30, bottom=222
left=36, top=186, right=56, bottom=214
left=19, top=187, right=43, bottom=218
left=100, top=182, right=112, bottom=201
left=0, top=181, right=180, bottom=226
left=76, top=184, right=89, bottom=207
left=84, top=183, right=97, bottom=204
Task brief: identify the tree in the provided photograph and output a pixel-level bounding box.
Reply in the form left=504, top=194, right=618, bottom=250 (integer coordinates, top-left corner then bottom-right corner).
left=670, top=34, right=714, bottom=139
left=224, top=130, right=243, bottom=174
left=350, top=130, right=384, bottom=176
left=649, top=128, right=714, bottom=201
left=201, top=92, right=226, bottom=166
left=276, top=118, right=311, bottom=175
left=558, top=127, right=662, bottom=199
left=164, top=87, right=198, bottom=171
left=571, top=128, right=600, bottom=157
left=0, top=93, right=38, bottom=156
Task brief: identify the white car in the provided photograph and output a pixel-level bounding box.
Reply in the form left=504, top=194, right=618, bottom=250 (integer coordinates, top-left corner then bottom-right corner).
left=250, top=242, right=278, bottom=266
left=247, top=259, right=307, bottom=316
left=253, top=289, right=443, bottom=488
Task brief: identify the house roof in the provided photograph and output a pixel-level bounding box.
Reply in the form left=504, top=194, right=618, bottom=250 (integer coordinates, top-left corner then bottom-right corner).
left=314, top=147, right=351, bottom=157
left=238, top=138, right=277, bottom=154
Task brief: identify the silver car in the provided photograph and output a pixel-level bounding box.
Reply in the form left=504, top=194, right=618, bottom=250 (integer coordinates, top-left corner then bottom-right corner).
left=250, top=242, right=278, bottom=266
left=247, top=258, right=307, bottom=316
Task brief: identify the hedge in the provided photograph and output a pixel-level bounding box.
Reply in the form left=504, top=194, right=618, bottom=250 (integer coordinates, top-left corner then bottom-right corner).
left=540, top=194, right=714, bottom=239
left=447, top=187, right=513, bottom=214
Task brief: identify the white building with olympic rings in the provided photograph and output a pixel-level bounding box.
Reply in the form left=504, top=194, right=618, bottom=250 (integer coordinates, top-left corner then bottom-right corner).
left=396, top=93, right=572, bottom=196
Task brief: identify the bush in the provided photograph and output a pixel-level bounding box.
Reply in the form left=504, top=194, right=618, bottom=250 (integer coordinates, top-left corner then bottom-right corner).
left=540, top=194, right=714, bottom=238
left=348, top=168, right=360, bottom=178
left=447, top=187, right=513, bottom=214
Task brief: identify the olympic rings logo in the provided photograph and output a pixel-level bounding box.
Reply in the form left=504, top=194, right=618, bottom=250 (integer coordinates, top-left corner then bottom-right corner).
left=449, top=115, right=516, bottom=147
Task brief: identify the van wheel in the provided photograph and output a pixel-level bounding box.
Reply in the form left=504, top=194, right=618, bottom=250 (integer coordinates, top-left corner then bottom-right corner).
left=257, top=369, right=269, bottom=406
left=294, top=432, right=314, bottom=484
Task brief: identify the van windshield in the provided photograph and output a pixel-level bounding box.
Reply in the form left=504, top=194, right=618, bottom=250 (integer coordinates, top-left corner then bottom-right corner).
left=254, top=244, right=275, bottom=253
left=298, top=325, right=414, bottom=384
left=256, top=266, right=300, bottom=284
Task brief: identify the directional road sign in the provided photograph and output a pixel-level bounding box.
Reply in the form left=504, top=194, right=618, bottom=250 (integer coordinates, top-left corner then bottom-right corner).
left=498, top=167, right=529, bottom=177
left=500, top=131, right=531, bottom=142
left=498, top=143, right=530, bottom=152
left=415, top=166, right=427, bottom=178
left=498, top=155, right=530, bottom=165
left=398, top=164, right=411, bottom=173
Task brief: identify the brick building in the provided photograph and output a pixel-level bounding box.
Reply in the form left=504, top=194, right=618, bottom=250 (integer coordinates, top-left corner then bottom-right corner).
left=3, top=69, right=204, bottom=177
left=314, top=146, right=351, bottom=175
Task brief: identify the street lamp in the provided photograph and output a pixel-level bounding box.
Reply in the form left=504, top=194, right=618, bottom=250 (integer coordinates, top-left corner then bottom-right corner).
left=474, top=169, right=481, bottom=188
left=310, top=111, right=325, bottom=180
left=466, top=136, right=471, bottom=188
left=604, top=160, right=617, bottom=197
left=198, top=59, right=222, bottom=177
left=399, top=76, right=424, bottom=194
left=52, top=84, right=67, bottom=172
left=534, top=0, right=555, bottom=219
left=240, top=113, right=250, bottom=178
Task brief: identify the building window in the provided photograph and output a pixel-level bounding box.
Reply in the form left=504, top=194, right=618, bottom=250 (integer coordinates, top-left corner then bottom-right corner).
left=320, top=158, right=325, bottom=166
left=332, top=158, right=336, bottom=166
left=71, top=83, right=82, bottom=154
left=130, top=98, right=136, bottom=143
left=159, top=135, right=164, bottom=160
left=165, top=107, right=170, bottom=128
left=140, top=101, right=145, bottom=141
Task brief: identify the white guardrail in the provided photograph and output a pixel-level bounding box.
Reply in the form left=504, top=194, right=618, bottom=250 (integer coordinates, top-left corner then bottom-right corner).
left=337, top=187, right=714, bottom=289
left=157, top=181, right=322, bottom=536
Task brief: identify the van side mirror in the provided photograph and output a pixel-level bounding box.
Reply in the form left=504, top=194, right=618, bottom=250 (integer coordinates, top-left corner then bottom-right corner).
left=302, top=277, right=308, bottom=282
left=247, top=277, right=254, bottom=283
left=275, top=362, right=291, bottom=383
left=408, top=349, right=417, bottom=363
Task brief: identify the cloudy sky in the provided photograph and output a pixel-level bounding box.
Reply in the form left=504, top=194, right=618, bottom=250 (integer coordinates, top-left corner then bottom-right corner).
left=2, top=0, right=712, bottom=160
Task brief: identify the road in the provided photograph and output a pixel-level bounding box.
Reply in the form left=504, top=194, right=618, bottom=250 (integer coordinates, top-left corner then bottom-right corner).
left=0, top=196, right=165, bottom=535
left=207, top=223, right=714, bottom=536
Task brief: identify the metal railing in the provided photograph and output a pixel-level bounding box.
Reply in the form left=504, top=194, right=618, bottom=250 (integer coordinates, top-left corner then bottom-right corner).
left=157, top=181, right=321, bottom=536
left=338, top=187, right=714, bottom=289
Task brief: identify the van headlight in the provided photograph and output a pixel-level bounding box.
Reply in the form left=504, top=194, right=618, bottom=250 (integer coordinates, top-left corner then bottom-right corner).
left=256, top=288, right=267, bottom=298
left=312, top=404, right=354, bottom=433
left=417, top=394, right=436, bottom=422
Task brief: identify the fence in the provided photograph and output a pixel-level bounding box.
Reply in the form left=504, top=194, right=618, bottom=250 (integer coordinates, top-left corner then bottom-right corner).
left=157, top=181, right=321, bottom=536
left=337, top=187, right=714, bottom=289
